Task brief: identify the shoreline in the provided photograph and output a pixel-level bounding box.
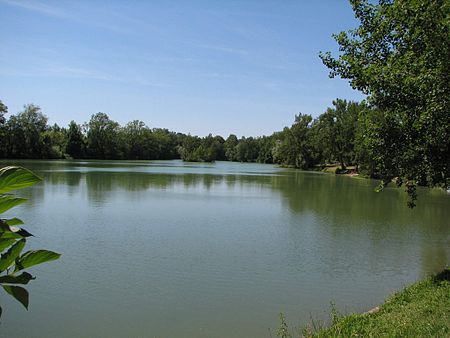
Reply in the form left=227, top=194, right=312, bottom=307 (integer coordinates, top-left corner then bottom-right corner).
left=300, top=269, right=450, bottom=337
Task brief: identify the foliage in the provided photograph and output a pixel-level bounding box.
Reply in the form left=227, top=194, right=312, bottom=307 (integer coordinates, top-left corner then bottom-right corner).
left=0, top=166, right=60, bottom=317
left=1, top=91, right=444, bottom=205
left=0, top=100, right=8, bottom=158
left=0, top=100, right=7, bottom=126
left=276, top=312, right=292, bottom=338
left=119, top=120, right=156, bottom=160
left=320, top=0, right=450, bottom=206
left=272, top=114, right=317, bottom=169
left=178, top=134, right=225, bottom=162
left=66, top=121, right=86, bottom=159
left=86, top=113, right=121, bottom=159
left=314, top=99, right=365, bottom=169
left=0, top=98, right=372, bottom=169
left=224, top=134, right=239, bottom=161
left=3, top=104, right=49, bottom=159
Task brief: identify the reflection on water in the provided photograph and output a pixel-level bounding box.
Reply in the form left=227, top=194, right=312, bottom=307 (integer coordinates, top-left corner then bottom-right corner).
left=0, top=160, right=448, bottom=338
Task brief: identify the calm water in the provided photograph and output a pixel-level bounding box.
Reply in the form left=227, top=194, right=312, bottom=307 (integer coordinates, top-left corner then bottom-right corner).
left=0, top=160, right=448, bottom=337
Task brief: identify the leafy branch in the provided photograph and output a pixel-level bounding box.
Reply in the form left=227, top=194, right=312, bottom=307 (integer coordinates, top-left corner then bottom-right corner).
left=0, top=166, right=60, bottom=318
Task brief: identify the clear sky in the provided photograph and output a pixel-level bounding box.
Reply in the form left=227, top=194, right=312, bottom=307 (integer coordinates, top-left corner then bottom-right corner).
left=0, top=0, right=364, bottom=137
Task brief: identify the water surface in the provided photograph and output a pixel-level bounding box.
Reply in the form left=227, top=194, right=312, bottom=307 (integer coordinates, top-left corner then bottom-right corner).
left=0, top=160, right=448, bottom=337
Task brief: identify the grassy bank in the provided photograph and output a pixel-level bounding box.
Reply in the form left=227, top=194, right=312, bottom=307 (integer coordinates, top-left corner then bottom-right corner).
left=278, top=269, right=450, bottom=337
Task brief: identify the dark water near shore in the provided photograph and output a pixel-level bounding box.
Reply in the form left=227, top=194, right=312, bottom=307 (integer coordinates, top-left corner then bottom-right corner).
left=0, top=160, right=448, bottom=337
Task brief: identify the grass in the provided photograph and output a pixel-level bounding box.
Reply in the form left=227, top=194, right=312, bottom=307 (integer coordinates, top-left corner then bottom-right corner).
left=276, top=269, right=450, bottom=338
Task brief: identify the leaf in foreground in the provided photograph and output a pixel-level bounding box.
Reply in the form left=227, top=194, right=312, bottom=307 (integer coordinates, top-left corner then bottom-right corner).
left=2, top=285, right=29, bottom=309
left=15, top=250, right=61, bottom=271
left=0, top=272, right=35, bottom=285
left=0, top=196, right=27, bottom=215
left=0, top=167, right=42, bottom=194
left=0, top=239, right=26, bottom=272
left=0, top=239, right=17, bottom=252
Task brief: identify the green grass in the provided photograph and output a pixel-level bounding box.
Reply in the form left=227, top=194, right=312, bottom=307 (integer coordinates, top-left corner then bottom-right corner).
left=277, top=269, right=450, bottom=338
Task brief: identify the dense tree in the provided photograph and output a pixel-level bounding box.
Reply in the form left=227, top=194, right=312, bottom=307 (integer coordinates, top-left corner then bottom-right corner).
left=4, top=104, right=48, bottom=158
left=0, top=100, right=7, bottom=125
left=256, top=136, right=275, bottom=164
left=86, top=113, right=120, bottom=159
left=315, top=99, right=365, bottom=170
left=178, top=134, right=225, bottom=162
left=66, top=121, right=86, bottom=159
left=320, top=0, right=450, bottom=205
left=119, top=120, right=157, bottom=159
left=0, top=100, right=8, bottom=157
left=272, top=114, right=317, bottom=169
left=151, top=128, right=179, bottom=160
left=211, top=135, right=226, bottom=161
left=5, top=93, right=443, bottom=199
left=178, top=135, right=202, bottom=161
left=224, top=134, right=239, bottom=161
left=235, top=137, right=260, bottom=162
left=41, top=124, right=67, bottom=159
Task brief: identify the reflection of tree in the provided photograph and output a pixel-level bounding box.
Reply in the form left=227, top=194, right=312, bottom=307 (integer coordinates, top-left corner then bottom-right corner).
left=421, top=241, right=448, bottom=277
left=270, top=171, right=450, bottom=276
left=43, top=170, right=82, bottom=192
left=5, top=160, right=449, bottom=276
left=271, top=171, right=449, bottom=227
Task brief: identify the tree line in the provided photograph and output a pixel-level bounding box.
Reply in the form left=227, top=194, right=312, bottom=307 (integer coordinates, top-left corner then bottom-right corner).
left=0, top=99, right=381, bottom=173
left=1, top=0, right=448, bottom=207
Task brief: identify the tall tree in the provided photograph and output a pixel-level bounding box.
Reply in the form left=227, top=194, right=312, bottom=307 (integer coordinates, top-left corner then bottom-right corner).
left=224, top=134, right=239, bottom=161
left=320, top=0, right=450, bottom=206
left=66, top=121, right=86, bottom=159
left=86, top=113, right=120, bottom=159
left=0, top=100, right=7, bottom=125
left=120, top=120, right=158, bottom=160
left=5, top=104, right=48, bottom=158
left=41, top=123, right=67, bottom=159
left=315, top=99, right=364, bottom=170
left=272, top=114, right=316, bottom=169
left=0, top=100, right=8, bottom=157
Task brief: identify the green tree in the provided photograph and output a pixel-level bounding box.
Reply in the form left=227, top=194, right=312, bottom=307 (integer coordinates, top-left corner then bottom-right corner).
left=315, top=99, right=364, bottom=170
left=86, top=113, right=120, bottom=159
left=235, top=137, right=260, bottom=162
left=4, top=104, right=48, bottom=158
left=0, top=101, right=8, bottom=158
left=320, top=0, right=450, bottom=206
left=0, top=100, right=7, bottom=126
left=120, top=120, right=158, bottom=160
left=178, top=134, right=202, bottom=161
left=66, top=121, right=86, bottom=159
left=41, top=124, right=67, bottom=159
left=272, top=114, right=317, bottom=169
left=224, top=134, right=239, bottom=161
left=256, top=136, right=275, bottom=164
left=151, top=128, right=179, bottom=160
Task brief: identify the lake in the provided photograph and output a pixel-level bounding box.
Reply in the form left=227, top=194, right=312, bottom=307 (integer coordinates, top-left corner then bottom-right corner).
left=0, top=160, right=448, bottom=337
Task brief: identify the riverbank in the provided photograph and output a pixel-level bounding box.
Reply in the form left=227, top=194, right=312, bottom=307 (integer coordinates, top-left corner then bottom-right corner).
left=300, top=269, right=450, bottom=337
left=320, top=164, right=359, bottom=177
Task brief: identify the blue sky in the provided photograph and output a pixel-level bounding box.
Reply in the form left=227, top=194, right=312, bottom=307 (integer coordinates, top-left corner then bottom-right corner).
left=0, top=0, right=364, bottom=137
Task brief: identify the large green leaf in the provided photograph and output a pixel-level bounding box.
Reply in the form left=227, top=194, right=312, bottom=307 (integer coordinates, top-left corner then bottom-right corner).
left=3, top=218, right=24, bottom=226
left=0, top=238, right=16, bottom=252
left=15, top=250, right=61, bottom=271
left=0, top=272, right=34, bottom=285
left=0, top=229, right=33, bottom=239
left=0, top=196, right=27, bottom=214
left=0, top=166, right=42, bottom=194
left=0, top=239, right=26, bottom=272
left=0, top=220, right=33, bottom=238
left=2, top=285, right=29, bottom=309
